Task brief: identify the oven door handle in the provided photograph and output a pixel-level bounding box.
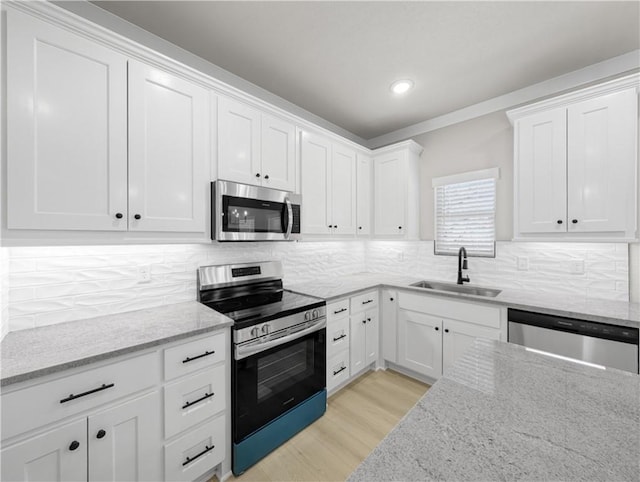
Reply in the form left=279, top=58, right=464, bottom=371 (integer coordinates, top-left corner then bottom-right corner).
left=235, top=319, right=326, bottom=360
left=284, top=197, right=294, bottom=240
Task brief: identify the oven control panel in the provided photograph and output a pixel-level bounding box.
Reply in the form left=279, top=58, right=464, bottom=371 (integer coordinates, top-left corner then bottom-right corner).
left=234, top=305, right=326, bottom=344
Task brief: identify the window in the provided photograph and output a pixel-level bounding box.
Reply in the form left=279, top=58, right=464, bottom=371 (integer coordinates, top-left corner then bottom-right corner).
left=433, top=168, right=498, bottom=257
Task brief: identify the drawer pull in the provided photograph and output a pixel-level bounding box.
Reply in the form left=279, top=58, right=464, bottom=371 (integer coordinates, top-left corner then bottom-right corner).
left=333, top=308, right=347, bottom=314
left=182, top=444, right=215, bottom=467
left=333, top=366, right=347, bottom=376
left=362, top=299, right=374, bottom=305
left=60, top=383, right=115, bottom=404
left=332, top=334, right=347, bottom=342
left=182, top=350, right=215, bottom=364
left=182, top=392, right=215, bottom=410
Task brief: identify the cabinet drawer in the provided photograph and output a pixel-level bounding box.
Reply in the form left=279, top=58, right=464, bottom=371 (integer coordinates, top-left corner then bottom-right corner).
left=350, top=290, right=378, bottom=314
left=1, top=352, right=157, bottom=441
left=399, top=291, right=501, bottom=328
left=327, top=316, right=350, bottom=358
left=164, top=332, right=226, bottom=381
left=327, top=352, right=350, bottom=392
left=164, top=365, right=226, bottom=439
left=327, top=298, right=350, bottom=321
left=164, top=414, right=225, bottom=482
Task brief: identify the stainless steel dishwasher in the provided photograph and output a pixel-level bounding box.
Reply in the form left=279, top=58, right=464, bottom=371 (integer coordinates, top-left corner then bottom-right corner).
left=508, top=309, right=639, bottom=373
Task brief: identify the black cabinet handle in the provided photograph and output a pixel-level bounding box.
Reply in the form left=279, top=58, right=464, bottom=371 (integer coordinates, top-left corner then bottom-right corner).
left=264, top=175, right=269, bottom=180
left=358, top=226, right=362, bottom=230
left=362, top=319, right=367, bottom=324
left=256, top=173, right=261, bottom=178
left=333, top=334, right=347, bottom=342
left=182, top=392, right=215, bottom=410
left=557, top=220, right=563, bottom=224
left=134, top=214, right=141, bottom=220
left=398, top=226, right=402, bottom=229
left=96, top=429, right=106, bottom=439
left=362, top=299, right=374, bottom=305
left=328, top=225, right=333, bottom=228
left=334, top=225, right=338, bottom=229
left=183, top=445, right=215, bottom=467
left=333, top=308, right=347, bottom=314
left=367, top=318, right=371, bottom=322
left=115, top=213, right=123, bottom=219
left=444, top=329, right=449, bottom=333
left=182, top=350, right=215, bottom=364
left=435, top=326, right=439, bottom=331
left=390, top=297, right=394, bottom=301
left=69, top=441, right=80, bottom=451
left=572, top=219, right=578, bottom=224
left=60, top=383, right=115, bottom=404
left=333, top=366, right=347, bottom=376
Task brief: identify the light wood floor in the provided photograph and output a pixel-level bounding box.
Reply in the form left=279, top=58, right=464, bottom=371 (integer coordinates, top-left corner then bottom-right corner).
left=230, top=369, right=430, bottom=482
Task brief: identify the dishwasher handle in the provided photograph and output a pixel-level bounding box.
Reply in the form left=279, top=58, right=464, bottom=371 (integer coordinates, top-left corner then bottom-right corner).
left=508, top=309, right=639, bottom=345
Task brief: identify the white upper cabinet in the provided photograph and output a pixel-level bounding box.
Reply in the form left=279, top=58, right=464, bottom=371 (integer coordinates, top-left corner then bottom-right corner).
left=300, top=132, right=357, bottom=236
left=7, top=10, right=128, bottom=231
left=509, top=75, right=639, bottom=241
left=218, top=97, right=296, bottom=192
left=373, top=141, right=422, bottom=239
left=128, top=61, right=209, bottom=233
left=356, top=155, right=373, bottom=235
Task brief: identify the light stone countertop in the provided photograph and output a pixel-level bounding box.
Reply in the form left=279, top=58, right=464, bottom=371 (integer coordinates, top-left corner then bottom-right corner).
left=0, top=301, right=232, bottom=387
left=348, top=338, right=640, bottom=482
left=286, top=272, right=640, bottom=328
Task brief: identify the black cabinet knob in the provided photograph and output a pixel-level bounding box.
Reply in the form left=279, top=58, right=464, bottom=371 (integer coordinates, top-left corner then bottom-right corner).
left=557, top=220, right=563, bottom=224
left=96, top=429, right=106, bottom=439
left=367, top=318, right=371, bottom=322
left=334, top=225, right=338, bottom=229
left=134, top=214, right=141, bottom=220
left=572, top=219, right=578, bottom=224
left=255, top=173, right=261, bottom=178
left=434, top=326, right=439, bottom=331
left=390, top=297, right=394, bottom=301
left=358, top=226, right=362, bottom=230
left=69, top=440, right=80, bottom=451
left=398, top=226, right=402, bottom=230
left=115, top=213, right=123, bottom=219
left=444, top=328, right=449, bottom=333
left=362, top=319, right=367, bottom=324
left=264, top=175, right=269, bottom=180
left=328, top=225, right=333, bottom=228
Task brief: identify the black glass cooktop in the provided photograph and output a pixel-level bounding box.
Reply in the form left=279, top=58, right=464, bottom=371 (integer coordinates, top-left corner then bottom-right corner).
left=200, top=280, right=324, bottom=330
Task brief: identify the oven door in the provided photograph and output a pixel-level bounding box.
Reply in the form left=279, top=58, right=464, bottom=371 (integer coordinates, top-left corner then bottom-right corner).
left=213, top=180, right=301, bottom=241
left=232, top=326, right=326, bottom=442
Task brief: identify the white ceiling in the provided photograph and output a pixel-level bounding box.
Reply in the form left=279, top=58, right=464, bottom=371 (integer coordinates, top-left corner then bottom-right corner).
left=91, top=1, right=640, bottom=140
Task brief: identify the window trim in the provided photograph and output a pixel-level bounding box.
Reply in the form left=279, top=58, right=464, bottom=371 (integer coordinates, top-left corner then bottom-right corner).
left=432, top=168, right=499, bottom=258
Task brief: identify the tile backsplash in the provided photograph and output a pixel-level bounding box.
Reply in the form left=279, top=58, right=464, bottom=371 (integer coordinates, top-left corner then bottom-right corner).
left=1, top=240, right=630, bottom=333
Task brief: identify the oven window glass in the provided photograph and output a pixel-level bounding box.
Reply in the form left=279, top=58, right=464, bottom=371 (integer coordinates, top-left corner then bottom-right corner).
left=223, top=196, right=285, bottom=233
left=257, top=339, right=313, bottom=401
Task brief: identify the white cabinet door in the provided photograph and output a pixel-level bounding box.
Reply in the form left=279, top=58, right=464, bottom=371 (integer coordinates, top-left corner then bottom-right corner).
left=397, top=310, right=442, bottom=379
left=128, top=61, right=209, bottom=233
left=356, top=155, right=373, bottom=235
left=349, top=314, right=366, bottom=376
left=7, top=10, right=128, bottom=231
left=88, top=391, right=162, bottom=482
left=0, top=419, right=87, bottom=482
left=218, top=97, right=261, bottom=185
left=374, top=152, right=406, bottom=236
left=441, top=319, right=501, bottom=375
left=567, top=89, right=637, bottom=233
left=515, top=108, right=567, bottom=234
left=301, top=133, right=332, bottom=234
left=261, top=115, right=296, bottom=191
left=381, top=290, right=398, bottom=363
left=365, top=309, right=379, bottom=366
left=331, top=145, right=357, bottom=235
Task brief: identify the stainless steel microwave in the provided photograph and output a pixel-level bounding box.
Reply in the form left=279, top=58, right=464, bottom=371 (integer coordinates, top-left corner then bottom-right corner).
left=212, top=180, right=302, bottom=241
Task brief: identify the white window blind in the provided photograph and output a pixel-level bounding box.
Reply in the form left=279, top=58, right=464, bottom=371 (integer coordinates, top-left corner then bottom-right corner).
left=433, top=169, right=498, bottom=257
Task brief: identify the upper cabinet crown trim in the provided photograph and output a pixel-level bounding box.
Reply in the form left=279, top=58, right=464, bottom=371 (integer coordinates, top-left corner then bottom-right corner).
left=507, top=73, right=640, bottom=123
left=372, top=140, right=424, bottom=157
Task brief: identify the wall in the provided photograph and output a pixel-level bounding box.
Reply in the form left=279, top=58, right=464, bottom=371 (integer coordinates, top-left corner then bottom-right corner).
left=5, top=242, right=366, bottom=332
left=1, top=248, right=8, bottom=341
left=367, top=241, right=629, bottom=301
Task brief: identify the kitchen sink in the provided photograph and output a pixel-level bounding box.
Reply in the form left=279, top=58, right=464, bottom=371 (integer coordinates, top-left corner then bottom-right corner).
left=410, top=280, right=502, bottom=298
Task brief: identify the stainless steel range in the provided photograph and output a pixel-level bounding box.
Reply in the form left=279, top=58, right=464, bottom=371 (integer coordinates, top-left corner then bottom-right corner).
left=197, top=261, right=326, bottom=475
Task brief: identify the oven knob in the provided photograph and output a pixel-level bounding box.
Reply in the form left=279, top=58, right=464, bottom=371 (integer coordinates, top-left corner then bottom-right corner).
left=312, top=309, right=319, bottom=320
left=250, top=327, right=260, bottom=338
left=261, top=324, right=270, bottom=335
left=304, top=311, right=311, bottom=321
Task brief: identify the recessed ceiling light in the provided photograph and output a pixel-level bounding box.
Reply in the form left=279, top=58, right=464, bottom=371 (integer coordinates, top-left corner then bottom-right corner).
left=390, top=79, right=414, bottom=95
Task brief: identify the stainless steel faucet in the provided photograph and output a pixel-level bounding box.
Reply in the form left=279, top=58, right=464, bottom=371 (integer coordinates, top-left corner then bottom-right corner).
left=457, top=247, right=470, bottom=285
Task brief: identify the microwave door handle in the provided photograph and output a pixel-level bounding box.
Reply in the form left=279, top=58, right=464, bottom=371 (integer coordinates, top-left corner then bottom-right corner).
left=284, top=197, right=293, bottom=239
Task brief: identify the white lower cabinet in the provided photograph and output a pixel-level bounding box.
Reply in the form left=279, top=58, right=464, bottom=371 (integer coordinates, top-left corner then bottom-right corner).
left=397, top=310, right=443, bottom=379
left=327, top=351, right=350, bottom=390
left=350, top=309, right=379, bottom=376
left=441, top=318, right=501, bottom=374
left=0, top=330, right=229, bottom=482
